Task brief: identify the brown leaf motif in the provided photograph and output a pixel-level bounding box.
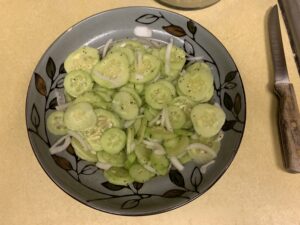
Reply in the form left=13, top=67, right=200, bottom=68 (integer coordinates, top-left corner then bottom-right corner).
left=52, top=155, right=73, bottom=170
left=34, top=73, right=47, bottom=96
left=163, top=25, right=186, bottom=37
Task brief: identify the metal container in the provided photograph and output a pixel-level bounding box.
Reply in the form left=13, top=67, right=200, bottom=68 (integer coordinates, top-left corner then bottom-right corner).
left=158, top=0, right=220, bottom=9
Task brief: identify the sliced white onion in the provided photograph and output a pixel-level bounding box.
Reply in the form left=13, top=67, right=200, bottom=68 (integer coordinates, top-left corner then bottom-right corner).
left=124, top=120, right=135, bottom=128
left=214, top=102, right=221, bottom=108
left=68, top=130, right=91, bottom=151
left=200, top=160, right=215, bottom=174
left=165, top=38, right=173, bottom=74
left=102, top=38, right=113, bottom=58
left=186, top=56, right=204, bottom=61
left=149, top=111, right=162, bottom=126
left=135, top=73, right=144, bottom=80
left=186, top=143, right=217, bottom=157
left=96, top=162, right=112, bottom=170
left=143, top=164, right=156, bottom=173
left=164, top=107, right=173, bottom=132
left=153, top=73, right=161, bottom=82
left=154, top=149, right=166, bottom=155
left=49, top=135, right=71, bottom=154
left=134, top=26, right=152, bottom=38
left=54, top=89, right=66, bottom=106
left=170, top=156, right=184, bottom=171
left=55, top=102, right=71, bottom=111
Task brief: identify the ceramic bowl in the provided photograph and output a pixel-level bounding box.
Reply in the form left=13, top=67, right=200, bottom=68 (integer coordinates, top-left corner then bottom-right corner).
left=26, top=6, right=246, bottom=216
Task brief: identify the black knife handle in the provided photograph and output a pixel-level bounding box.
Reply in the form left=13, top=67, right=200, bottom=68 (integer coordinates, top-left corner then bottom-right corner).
left=274, top=83, right=300, bottom=172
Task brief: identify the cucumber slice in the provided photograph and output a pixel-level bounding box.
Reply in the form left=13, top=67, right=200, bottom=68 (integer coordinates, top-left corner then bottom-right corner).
left=47, top=111, right=68, bottom=135
left=97, top=151, right=126, bottom=167
left=74, top=91, right=109, bottom=109
left=144, top=107, right=159, bottom=122
left=64, top=102, right=97, bottom=131
left=104, top=167, right=133, bottom=186
left=191, top=104, right=226, bottom=138
left=133, top=118, right=142, bottom=135
left=167, top=105, right=186, bottom=129
left=120, top=87, right=142, bottom=106
left=108, top=46, right=135, bottom=65
left=178, top=153, right=192, bottom=164
left=112, top=91, right=139, bottom=120
left=148, top=127, right=177, bottom=141
left=188, top=148, right=215, bottom=165
left=100, top=128, right=126, bottom=154
left=165, top=136, right=189, bottom=156
left=172, top=96, right=196, bottom=115
left=135, top=143, right=151, bottom=165
left=130, top=54, right=161, bottom=83
left=150, top=154, right=170, bottom=176
left=71, top=138, right=97, bottom=162
left=92, top=52, right=129, bottom=89
left=133, top=83, right=144, bottom=94
left=177, top=62, right=214, bottom=102
left=92, top=84, right=116, bottom=97
left=64, top=46, right=100, bottom=73
left=124, top=152, right=137, bottom=169
left=129, top=163, right=155, bottom=183
left=163, top=137, right=179, bottom=149
left=144, top=81, right=174, bottom=109
left=81, top=109, right=121, bottom=151
left=160, top=45, right=186, bottom=79
left=64, top=70, right=94, bottom=98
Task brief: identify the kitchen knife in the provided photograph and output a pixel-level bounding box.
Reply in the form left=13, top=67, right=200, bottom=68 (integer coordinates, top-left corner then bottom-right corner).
left=268, top=5, right=300, bottom=173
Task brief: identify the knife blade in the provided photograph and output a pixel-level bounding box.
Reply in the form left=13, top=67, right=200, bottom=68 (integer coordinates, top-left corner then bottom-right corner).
left=268, top=5, right=300, bottom=173
left=278, top=0, right=300, bottom=75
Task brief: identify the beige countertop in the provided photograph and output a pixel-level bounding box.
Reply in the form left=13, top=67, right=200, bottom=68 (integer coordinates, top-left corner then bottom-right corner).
left=1, top=0, right=300, bottom=224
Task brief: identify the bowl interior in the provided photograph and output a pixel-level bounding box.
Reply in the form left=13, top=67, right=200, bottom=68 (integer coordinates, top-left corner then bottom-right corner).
left=26, top=6, right=246, bottom=215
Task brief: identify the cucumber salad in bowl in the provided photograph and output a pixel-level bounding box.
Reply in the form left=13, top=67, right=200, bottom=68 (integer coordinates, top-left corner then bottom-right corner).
left=47, top=38, right=226, bottom=186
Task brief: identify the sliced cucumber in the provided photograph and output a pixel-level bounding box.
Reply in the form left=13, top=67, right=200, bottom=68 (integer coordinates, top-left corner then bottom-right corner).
left=96, top=151, right=126, bottom=167
left=165, top=136, right=189, bottom=156
left=112, top=91, right=139, bottom=120
left=150, top=154, right=169, bottom=176
left=135, top=143, right=151, bottom=165
left=129, top=163, right=155, bottom=183
left=71, top=138, right=97, bottom=162
left=64, top=70, right=94, bottom=97
left=81, top=109, right=121, bottom=151
left=178, top=153, right=192, bottom=164
left=104, top=167, right=133, bottom=185
left=120, top=87, right=142, bottom=106
left=188, top=148, right=215, bottom=165
left=144, top=81, right=174, bottom=109
left=167, top=105, right=186, bottom=129
left=124, top=152, right=137, bottom=169
left=108, top=46, right=135, bottom=65
left=191, top=104, right=226, bottom=138
left=74, top=91, right=109, bottom=109
left=100, top=128, right=126, bottom=154
left=160, top=45, right=186, bottom=79
left=92, top=52, right=129, bottom=89
left=64, top=102, right=97, bottom=131
left=177, top=62, right=214, bottom=102
left=130, top=54, right=161, bottom=83
left=148, top=126, right=177, bottom=141
left=64, top=46, right=100, bottom=73
left=47, top=111, right=68, bottom=135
